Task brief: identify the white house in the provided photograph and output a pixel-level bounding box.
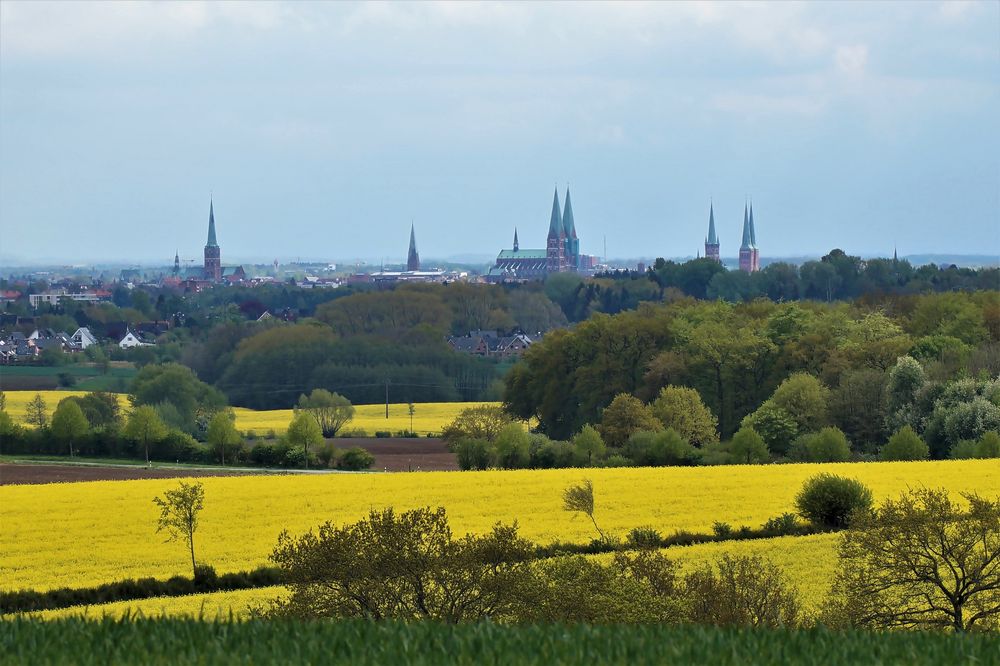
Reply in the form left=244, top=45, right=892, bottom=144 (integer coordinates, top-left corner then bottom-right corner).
left=71, top=327, right=98, bottom=350
left=118, top=329, right=154, bottom=349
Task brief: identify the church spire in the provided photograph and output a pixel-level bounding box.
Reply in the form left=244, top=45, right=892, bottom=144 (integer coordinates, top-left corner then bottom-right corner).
left=547, top=187, right=563, bottom=239
left=406, top=222, right=420, bottom=271
left=707, top=202, right=718, bottom=245
left=206, top=198, right=218, bottom=248
left=749, top=202, right=757, bottom=248
left=563, top=188, right=577, bottom=239
left=513, top=227, right=519, bottom=252
left=740, top=202, right=752, bottom=249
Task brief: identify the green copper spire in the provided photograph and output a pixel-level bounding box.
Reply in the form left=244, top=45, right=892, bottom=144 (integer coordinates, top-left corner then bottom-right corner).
left=513, top=227, right=519, bottom=251
left=206, top=199, right=218, bottom=248
left=707, top=203, right=718, bottom=245
left=740, top=203, right=752, bottom=249
left=749, top=202, right=757, bottom=248
left=562, top=188, right=577, bottom=239
left=547, top=187, right=563, bottom=238
left=407, top=222, right=420, bottom=271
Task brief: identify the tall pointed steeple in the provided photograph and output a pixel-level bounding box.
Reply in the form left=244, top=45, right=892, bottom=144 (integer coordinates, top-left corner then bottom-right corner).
left=707, top=203, right=718, bottom=245
left=547, top=187, right=563, bottom=239
left=562, top=188, right=577, bottom=239
left=173, top=250, right=180, bottom=276
left=513, top=228, right=519, bottom=252
left=749, top=202, right=757, bottom=248
left=206, top=198, right=218, bottom=248
left=740, top=203, right=752, bottom=249
left=406, top=222, right=420, bottom=272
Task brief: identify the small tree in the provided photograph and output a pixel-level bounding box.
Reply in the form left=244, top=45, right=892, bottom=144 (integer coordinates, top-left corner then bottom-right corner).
left=795, top=474, right=873, bottom=529
left=296, top=389, right=354, bottom=437
left=441, top=404, right=512, bottom=447
left=285, top=412, right=324, bottom=469
left=493, top=423, right=531, bottom=469
left=801, top=427, right=852, bottom=462
left=879, top=425, right=929, bottom=461
left=823, top=488, right=1000, bottom=632
left=650, top=385, right=719, bottom=447
left=572, top=425, right=606, bottom=466
left=152, top=481, right=206, bottom=578
left=978, top=431, right=1000, bottom=458
left=729, top=426, right=770, bottom=464
left=51, top=400, right=90, bottom=458
left=24, top=393, right=48, bottom=428
left=0, top=390, right=6, bottom=411
left=206, top=411, right=242, bottom=465
left=408, top=402, right=416, bottom=435
left=562, top=479, right=605, bottom=542
left=682, top=555, right=801, bottom=627
left=123, top=405, right=168, bottom=464
left=337, top=446, right=376, bottom=471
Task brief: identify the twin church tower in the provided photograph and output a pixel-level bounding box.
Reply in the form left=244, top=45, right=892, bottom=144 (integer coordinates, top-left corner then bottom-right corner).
left=705, top=201, right=760, bottom=273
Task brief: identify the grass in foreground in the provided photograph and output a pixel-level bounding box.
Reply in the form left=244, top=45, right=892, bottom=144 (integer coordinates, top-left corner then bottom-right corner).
left=2, top=618, right=997, bottom=666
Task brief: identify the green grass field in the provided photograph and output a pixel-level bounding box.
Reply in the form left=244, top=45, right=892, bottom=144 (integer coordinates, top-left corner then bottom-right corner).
left=1, top=618, right=996, bottom=666
left=0, top=365, right=135, bottom=392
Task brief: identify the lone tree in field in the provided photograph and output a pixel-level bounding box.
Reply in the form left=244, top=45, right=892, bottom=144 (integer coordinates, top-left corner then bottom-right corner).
left=124, top=405, right=168, bottom=464
left=296, top=389, right=354, bottom=437
left=24, top=393, right=48, bottom=428
left=562, top=479, right=606, bottom=542
left=153, top=481, right=206, bottom=578
left=206, top=411, right=242, bottom=465
left=823, top=487, right=1000, bottom=632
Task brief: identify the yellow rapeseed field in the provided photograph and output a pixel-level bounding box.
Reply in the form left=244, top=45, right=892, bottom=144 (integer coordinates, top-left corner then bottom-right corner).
left=1, top=390, right=488, bottom=435
left=2, top=461, right=996, bottom=593
left=36, top=533, right=841, bottom=620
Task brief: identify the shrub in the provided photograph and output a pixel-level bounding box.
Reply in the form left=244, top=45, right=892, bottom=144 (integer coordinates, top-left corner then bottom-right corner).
left=978, top=431, right=1000, bottom=458
left=798, top=427, right=852, bottom=462
left=627, top=526, right=663, bottom=550
left=193, top=564, right=218, bottom=588
left=454, top=438, right=496, bottom=471
left=795, top=474, right=873, bottom=529
left=879, top=425, right=929, bottom=461
left=249, top=442, right=288, bottom=467
left=682, top=555, right=801, bottom=627
left=245, top=430, right=257, bottom=441
left=315, top=442, right=339, bottom=468
left=949, top=439, right=980, bottom=460
left=712, top=522, right=733, bottom=538
left=375, top=431, right=392, bottom=438
left=601, top=454, right=631, bottom=468
left=761, top=513, right=799, bottom=536
left=728, top=426, right=769, bottom=464
left=337, top=447, right=375, bottom=471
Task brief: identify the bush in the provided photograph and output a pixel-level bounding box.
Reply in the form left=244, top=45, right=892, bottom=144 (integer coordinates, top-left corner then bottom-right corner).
left=761, top=513, right=799, bottom=536
left=879, top=426, right=929, bottom=461
left=796, top=427, right=852, bottom=462
left=627, top=526, right=663, bottom=550
left=193, top=564, right=218, bottom=588
left=454, top=438, right=496, bottom=471
left=949, top=439, right=980, bottom=460
left=712, top=522, right=733, bottom=538
left=728, top=426, right=769, bottom=464
left=601, top=454, right=631, bottom=468
left=978, top=431, right=1000, bottom=458
left=626, top=429, right=698, bottom=467
left=795, top=474, right=873, bottom=529
left=375, top=431, right=392, bottom=438
left=681, top=555, right=801, bottom=627
left=337, top=447, right=375, bottom=471
left=249, top=442, right=289, bottom=467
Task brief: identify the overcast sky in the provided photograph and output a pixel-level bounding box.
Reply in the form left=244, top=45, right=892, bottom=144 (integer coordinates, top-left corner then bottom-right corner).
left=1, top=1, right=998, bottom=265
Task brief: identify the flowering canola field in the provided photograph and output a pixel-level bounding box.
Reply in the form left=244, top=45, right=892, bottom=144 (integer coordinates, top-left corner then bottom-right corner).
left=2, top=461, right=996, bottom=593
left=36, top=533, right=841, bottom=620
left=1, top=390, right=487, bottom=435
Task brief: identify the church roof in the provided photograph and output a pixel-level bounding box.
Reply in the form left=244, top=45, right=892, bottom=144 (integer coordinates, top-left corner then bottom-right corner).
left=707, top=203, right=718, bottom=245
left=740, top=203, right=753, bottom=250
left=563, top=188, right=577, bottom=239
left=547, top=188, right=563, bottom=238
left=206, top=199, right=218, bottom=248
left=749, top=203, right=757, bottom=247
left=497, top=249, right=547, bottom=259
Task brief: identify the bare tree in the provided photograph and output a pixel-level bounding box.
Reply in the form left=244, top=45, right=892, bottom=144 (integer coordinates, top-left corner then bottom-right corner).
left=823, top=487, right=1000, bottom=632
left=153, top=481, right=206, bottom=577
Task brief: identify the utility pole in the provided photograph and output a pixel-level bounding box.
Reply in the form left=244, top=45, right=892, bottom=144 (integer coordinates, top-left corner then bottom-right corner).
left=385, top=378, right=390, bottom=419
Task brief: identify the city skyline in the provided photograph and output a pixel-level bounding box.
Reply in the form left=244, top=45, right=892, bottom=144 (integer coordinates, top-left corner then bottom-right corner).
left=1, top=2, right=998, bottom=264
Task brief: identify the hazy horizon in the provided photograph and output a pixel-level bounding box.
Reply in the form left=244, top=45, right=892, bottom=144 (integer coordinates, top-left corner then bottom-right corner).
left=2, top=1, right=998, bottom=264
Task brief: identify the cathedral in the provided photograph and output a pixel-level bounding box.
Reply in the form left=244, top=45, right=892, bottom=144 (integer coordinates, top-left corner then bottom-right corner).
left=704, top=201, right=760, bottom=273
left=172, top=199, right=245, bottom=284
left=487, top=187, right=582, bottom=282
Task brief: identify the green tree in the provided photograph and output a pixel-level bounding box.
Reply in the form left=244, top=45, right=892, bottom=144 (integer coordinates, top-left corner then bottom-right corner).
left=51, top=400, right=90, bottom=458
left=206, top=411, right=242, bottom=465
left=650, top=385, right=719, bottom=447
left=296, top=389, right=354, bottom=438
left=572, top=425, right=606, bottom=466
left=829, top=369, right=889, bottom=454
left=131, top=363, right=227, bottom=435
left=599, top=394, right=661, bottom=449
left=682, top=555, right=800, bottom=627
left=741, top=403, right=798, bottom=457
left=879, top=425, right=929, bottom=461
left=769, top=373, right=831, bottom=433
left=729, top=426, right=770, bottom=464
left=123, top=405, right=168, bottom=464
left=823, top=488, right=1000, bottom=632
left=152, top=481, right=205, bottom=577
left=337, top=446, right=376, bottom=471
left=978, top=431, right=1000, bottom=458
left=493, top=423, right=531, bottom=469
left=798, top=427, right=853, bottom=462
left=885, top=356, right=926, bottom=431
left=284, top=412, right=324, bottom=469
left=795, top=474, right=873, bottom=529
left=24, top=393, right=48, bottom=428
left=441, top=405, right=513, bottom=447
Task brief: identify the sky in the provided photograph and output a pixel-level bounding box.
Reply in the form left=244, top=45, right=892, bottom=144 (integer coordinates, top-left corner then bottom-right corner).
left=1, top=1, right=998, bottom=265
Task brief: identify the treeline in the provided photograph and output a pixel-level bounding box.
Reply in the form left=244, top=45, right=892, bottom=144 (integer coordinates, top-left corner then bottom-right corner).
left=505, top=291, right=1000, bottom=442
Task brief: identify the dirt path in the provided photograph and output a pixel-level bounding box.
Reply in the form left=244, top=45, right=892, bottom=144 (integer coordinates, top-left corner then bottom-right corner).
left=0, top=463, right=261, bottom=485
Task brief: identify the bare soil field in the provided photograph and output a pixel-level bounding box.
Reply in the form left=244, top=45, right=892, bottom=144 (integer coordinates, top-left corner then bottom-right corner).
left=0, top=464, right=255, bottom=485
left=334, top=438, right=458, bottom=472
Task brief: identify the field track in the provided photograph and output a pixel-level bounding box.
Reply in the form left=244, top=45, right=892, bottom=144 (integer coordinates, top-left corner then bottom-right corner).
left=0, top=464, right=259, bottom=486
